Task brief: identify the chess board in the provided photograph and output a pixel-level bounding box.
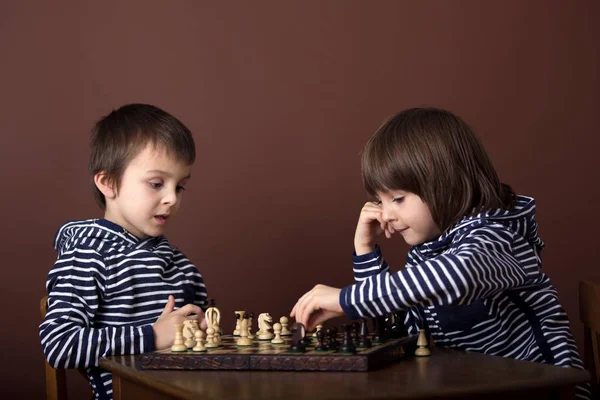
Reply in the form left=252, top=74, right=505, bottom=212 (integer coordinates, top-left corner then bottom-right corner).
left=139, top=334, right=418, bottom=372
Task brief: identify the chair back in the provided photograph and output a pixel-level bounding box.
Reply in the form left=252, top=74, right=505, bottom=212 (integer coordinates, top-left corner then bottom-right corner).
left=579, top=280, right=600, bottom=398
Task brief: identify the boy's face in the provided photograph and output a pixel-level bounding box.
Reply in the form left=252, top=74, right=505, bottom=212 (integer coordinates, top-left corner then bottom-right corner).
left=376, top=190, right=441, bottom=246
left=103, top=144, right=192, bottom=239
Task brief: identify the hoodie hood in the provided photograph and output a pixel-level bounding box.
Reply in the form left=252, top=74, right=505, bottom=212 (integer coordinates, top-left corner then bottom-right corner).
left=53, top=219, right=151, bottom=253
left=417, top=195, right=544, bottom=255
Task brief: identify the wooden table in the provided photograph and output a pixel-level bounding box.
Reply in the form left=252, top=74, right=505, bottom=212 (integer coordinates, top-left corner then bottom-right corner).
left=100, top=348, right=590, bottom=399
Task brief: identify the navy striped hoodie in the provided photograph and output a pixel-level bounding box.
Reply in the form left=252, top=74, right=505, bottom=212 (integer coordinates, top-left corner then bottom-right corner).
left=39, top=219, right=208, bottom=400
left=340, top=196, right=590, bottom=399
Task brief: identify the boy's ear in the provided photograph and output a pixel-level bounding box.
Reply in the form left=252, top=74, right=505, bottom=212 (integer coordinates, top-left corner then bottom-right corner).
left=94, top=172, right=117, bottom=199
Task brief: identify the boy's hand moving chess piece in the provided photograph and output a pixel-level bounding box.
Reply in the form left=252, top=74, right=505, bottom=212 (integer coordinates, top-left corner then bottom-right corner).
left=290, top=284, right=343, bottom=332
left=153, top=295, right=207, bottom=350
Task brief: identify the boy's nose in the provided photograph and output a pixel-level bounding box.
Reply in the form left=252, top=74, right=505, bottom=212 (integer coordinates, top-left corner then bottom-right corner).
left=163, top=189, right=178, bottom=205
left=381, top=206, right=395, bottom=222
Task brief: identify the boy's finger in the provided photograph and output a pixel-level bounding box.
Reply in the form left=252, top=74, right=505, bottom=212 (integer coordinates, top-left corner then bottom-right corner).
left=174, top=303, right=203, bottom=316
left=160, top=295, right=175, bottom=316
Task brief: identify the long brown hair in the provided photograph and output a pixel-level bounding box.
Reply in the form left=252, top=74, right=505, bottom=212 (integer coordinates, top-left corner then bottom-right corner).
left=361, top=108, right=515, bottom=232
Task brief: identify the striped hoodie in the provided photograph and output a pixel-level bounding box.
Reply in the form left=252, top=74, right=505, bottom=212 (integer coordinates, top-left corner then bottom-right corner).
left=39, top=219, right=208, bottom=400
left=340, top=196, right=590, bottom=399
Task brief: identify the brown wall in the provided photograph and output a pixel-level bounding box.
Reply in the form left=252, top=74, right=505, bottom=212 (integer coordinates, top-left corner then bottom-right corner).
left=0, top=1, right=598, bottom=397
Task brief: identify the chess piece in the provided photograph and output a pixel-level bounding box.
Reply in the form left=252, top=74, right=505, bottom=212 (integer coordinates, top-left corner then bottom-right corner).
left=312, top=324, right=323, bottom=338
left=247, top=313, right=255, bottom=340
left=289, top=322, right=306, bottom=353
left=185, top=328, right=197, bottom=349
left=327, top=327, right=339, bottom=350
left=372, top=316, right=388, bottom=343
left=280, top=316, right=292, bottom=336
left=339, top=324, right=356, bottom=354
left=193, top=329, right=207, bottom=352
left=205, top=327, right=219, bottom=348
left=271, top=322, right=285, bottom=344
left=357, top=319, right=372, bottom=349
left=171, top=323, right=187, bottom=352
left=233, top=310, right=245, bottom=336
left=237, top=313, right=253, bottom=346
left=314, top=329, right=328, bottom=352
left=257, top=313, right=274, bottom=340
left=415, top=328, right=431, bottom=357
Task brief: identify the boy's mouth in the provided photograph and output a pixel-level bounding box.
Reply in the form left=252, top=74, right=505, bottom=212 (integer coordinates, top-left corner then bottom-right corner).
left=155, top=214, right=169, bottom=223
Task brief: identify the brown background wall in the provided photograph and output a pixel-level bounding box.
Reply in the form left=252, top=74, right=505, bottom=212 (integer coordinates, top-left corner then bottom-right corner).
left=0, top=1, right=598, bottom=398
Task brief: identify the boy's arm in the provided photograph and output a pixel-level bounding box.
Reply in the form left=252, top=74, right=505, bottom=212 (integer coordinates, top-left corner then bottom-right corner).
left=340, top=224, right=527, bottom=320
left=172, top=250, right=208, bottom=310
left=39, top=247, right=154, bottom=369
left=352, top=245, right=390, bottom=282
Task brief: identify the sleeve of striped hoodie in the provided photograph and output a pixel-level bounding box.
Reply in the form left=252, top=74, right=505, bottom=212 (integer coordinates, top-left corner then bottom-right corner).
left=39, top=246, right=154, bottom=369
left=340, top=225, right=527, bottom=320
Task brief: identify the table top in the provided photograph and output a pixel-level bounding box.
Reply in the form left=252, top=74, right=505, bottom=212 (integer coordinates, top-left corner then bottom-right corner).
left=100, top=347, right=590, bottom=400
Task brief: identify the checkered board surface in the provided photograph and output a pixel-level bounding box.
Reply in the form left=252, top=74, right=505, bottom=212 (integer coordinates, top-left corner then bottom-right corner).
left=138, top=334, right=417, bottom=371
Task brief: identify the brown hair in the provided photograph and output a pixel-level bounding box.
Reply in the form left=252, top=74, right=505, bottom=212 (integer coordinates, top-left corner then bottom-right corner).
left=361, top=107, right=515, bottom=232
left=89, top=104, right=195, bottom=209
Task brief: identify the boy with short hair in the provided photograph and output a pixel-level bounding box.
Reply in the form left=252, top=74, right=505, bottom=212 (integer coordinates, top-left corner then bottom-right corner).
left=39, top=104, right=208, bottom=400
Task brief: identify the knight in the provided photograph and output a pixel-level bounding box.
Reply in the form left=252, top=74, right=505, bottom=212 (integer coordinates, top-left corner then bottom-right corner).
left=257, top=312, right=274, bottom=340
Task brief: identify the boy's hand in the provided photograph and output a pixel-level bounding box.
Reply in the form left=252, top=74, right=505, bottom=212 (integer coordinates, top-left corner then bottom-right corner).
left=152, top=295, right=207, bottom=350
left=290, top=284, right=344, bottom=332
left=354, top=201, right=394, bottom=255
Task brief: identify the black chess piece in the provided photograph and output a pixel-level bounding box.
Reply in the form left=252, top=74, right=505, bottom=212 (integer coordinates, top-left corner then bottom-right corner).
left=352, top=322, right=360, bottom=343
left=357, top=319, right=372, bottom=349
left=338, top=325, right=356, bottom=354
left=372, top=316, right=388, bottom=343
left=326, top=328, right=338, bottom=350
left=314, top=329, right=328, bottom=352
left=289, top=322, right=307, bottom=353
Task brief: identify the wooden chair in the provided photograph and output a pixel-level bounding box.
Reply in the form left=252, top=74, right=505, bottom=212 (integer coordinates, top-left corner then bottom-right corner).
left=40, top=296, right=92, bottom=400
left=579, top=280, right=600, bottom=399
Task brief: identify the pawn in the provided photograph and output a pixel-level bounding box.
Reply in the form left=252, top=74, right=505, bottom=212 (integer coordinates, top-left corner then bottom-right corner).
left=339, top=324, right=356, bottom=354
left=171, top=323, right=187, bottom=352
left=237, top=314, right=253, bottom=347
left=312, top=324, right=323, bottom=338
left=205, top=327, right=219, bottom=349
left=271, top=322, right=285, bottom=344
left=314, top=329, right=328, bottom=352
left=328, top=327, right=339, bottom=350
left=415, top=328, right=431, bottom=357
left=357, top=319, right=372, bottom=349
left=280, top=316, right=292, bottom=336
left=193, top=330, right=207, bottom=352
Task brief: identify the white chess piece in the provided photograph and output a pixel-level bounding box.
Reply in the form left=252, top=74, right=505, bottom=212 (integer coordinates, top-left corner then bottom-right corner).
left=312, top=324, right=323, bottom=338
left=280, top=316, right=292, bottom=336
left=271, top=322, right=284, bottom=344
left=233, top=310, right=245, bottom=336
left=171, top=324, right=187, bottom=352
left=237, top=314, right=252, bottom=346
left=205, top=327, right=219, bottom=348
left=257, top=313, right=274, bottom=340
left=193, top=330, right=207, bottom=352
left=415, top=328, right=431, bottom=357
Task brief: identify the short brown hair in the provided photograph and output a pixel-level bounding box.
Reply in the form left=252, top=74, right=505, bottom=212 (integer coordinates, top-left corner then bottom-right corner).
left=89, top=104, right=195, bottom=209
left=361, top=107, right=515, bottom=233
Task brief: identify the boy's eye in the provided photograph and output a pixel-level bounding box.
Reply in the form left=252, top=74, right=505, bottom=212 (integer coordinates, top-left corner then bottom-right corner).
left=149, top=182, right=163, bottom=189
left=392, top=197, right=404, bottom=203
left=176, top=185, right=186, bottom=193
